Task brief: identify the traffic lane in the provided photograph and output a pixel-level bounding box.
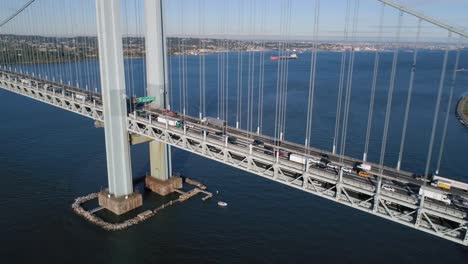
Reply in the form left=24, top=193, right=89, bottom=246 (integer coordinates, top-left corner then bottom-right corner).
left=158, top=114, right=468, bottom=198
left=224, top=125, right=419, bottom=179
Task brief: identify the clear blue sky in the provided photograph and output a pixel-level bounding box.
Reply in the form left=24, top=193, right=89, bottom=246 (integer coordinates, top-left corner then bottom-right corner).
left=0, top=0, right=467, bottom=42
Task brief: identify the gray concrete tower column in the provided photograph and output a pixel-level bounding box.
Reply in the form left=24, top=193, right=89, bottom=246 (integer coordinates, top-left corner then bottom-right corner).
left=144, top=0, right=172, bottom=181
left=96, top=0, right=133, bottom=197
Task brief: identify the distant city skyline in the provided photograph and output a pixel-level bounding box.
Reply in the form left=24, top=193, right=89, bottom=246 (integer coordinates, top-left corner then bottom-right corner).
left=0, top=0, right=466, bottom=42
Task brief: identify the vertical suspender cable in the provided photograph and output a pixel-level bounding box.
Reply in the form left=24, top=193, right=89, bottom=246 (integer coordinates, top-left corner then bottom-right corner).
left=139, top=0, right=147, bottom=101
left=39, top=3, right=51, bottom=79
left=304, top=0, right=320, bottom=151
left=83, top=0, right=93, bottom=94
left=223, top=0, right=228, bottom=123
left=236, top=0, right=243, bottom=129
left=424, top=31, right=451, bottom=180
left=274, top=0, right=285, bottom=142
left=339, top=0, right=357, bottom=162
left=333, top=0, right=351, bottom=155
left=246, top=0, right=255, bottom=133
left=199, top=0, right=206, bottom=118
left=257, top=0, right=267, bottom=134
left=178, top=2, right=182, bottom=114
left=378, top=10, right=403, bottom=173
left=72, top=7, right=80, bottom=89
left=168, top=37, right=173, bottom=110
left=123, top=2, right=130, bottom=100
left=0, top=23, right=6, bottom=69
left=363, top=3, right=385, bottom=162
left=396, top=19, right=421, bottom=170
left=181, top=4, right=187, bottom=117
left=435, top=42, right=461, bottom=175
left=26, top=7, right=38, bottom=76
left=202, top=0, right=206, bottom=118
left=53, top=0, right=63, bottom=83
left=281, top=0, right=293, bottom=140
left=225, top=0, right=230, bottom=127
left=217, top=10, right=221, bottom=119
left=198, top=0, right=204, bottom=119
left=27, top=7, right=35, bottom=75
left=64, top=1, right=73, bottom=85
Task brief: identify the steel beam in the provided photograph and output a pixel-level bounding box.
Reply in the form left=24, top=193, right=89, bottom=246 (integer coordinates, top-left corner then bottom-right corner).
left=96, top=0, right=133, bottom=197
left=145, top=0, right=172, bottom=181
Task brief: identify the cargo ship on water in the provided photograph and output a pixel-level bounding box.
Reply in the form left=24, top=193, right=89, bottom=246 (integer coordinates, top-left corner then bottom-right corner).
left=270, top=53, right=297, bottom=61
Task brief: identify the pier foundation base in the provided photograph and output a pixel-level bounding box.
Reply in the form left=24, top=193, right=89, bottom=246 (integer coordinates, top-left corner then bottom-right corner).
left=98, top=190, right=142, bottom=215
left=145, top=176, right=182, bottom=196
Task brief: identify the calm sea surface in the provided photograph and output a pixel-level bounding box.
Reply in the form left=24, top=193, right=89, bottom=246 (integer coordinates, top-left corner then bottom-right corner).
left=1, top=51, right=468, bottom=263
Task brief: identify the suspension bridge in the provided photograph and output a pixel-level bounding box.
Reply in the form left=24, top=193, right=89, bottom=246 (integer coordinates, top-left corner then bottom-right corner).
left=0, top=0, right=467, bottom=246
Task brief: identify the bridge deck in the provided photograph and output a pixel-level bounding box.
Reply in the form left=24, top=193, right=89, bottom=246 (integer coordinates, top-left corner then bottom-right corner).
left=1, top=69, right=467, bottom=246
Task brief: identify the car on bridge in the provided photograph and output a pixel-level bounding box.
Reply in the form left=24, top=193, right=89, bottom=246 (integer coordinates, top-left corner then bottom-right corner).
left=342, top=167, right=352, bottom=173
left=358, top=171, right=370, bottom=178
left=252, top=139, right=264, bottom=146
left=227, top=136, right=237, bottom=145
left=327, top=163, right=338, bottom=170
left=382, top=184, right=395, bottom=192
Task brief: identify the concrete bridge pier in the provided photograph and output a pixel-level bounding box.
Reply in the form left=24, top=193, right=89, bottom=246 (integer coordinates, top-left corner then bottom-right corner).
left=95, top=0, right=142, bottom=215
left=143, top=0, right=182, bottom=195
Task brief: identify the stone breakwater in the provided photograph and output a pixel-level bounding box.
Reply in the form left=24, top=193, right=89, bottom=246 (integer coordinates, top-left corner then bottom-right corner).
left=72, top=192, right=181, bottom=231
left=72, top=184, right=212, bottom=231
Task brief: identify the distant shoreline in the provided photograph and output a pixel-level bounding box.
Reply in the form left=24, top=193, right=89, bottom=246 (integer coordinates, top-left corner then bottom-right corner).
left=456, top=95, right=468, bottom=128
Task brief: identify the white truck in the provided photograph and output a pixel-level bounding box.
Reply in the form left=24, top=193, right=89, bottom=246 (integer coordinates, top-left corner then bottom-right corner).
left=357, top=162, right=372, bottom=171
left=202, top=117, right=226, bottom=128
left=289, top=153, right=310, bottom=165
left=157, top=116, right=181, bottom=128
left=419, top=187, right=451, bottom=205
left=21, top=79, right=31, bottom=86
left=75, top=93, right=87, bottom=101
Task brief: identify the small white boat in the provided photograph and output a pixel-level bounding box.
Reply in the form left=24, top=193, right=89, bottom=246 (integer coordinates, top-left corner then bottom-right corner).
left=217, top=201, right=228, bottom=207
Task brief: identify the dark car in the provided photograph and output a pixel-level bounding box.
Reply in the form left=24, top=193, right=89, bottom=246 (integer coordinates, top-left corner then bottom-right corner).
left=227, top=136, right=237, bottom=144
left=252, top=139, right=264, bottom=146
left=201, top=130, right=209, bottom=136
left=187, top=138, right=198, bottom=145
left=277, top=149, right=288, bottom=158
left=316, top=162, right=327, bottom=169
left=264, top=145, right=273, bottom=151
left=170, top=134, right=181, bottom=140
left=215, top=131, right=224, bottom=136
left=263, top=145, right=274, bottom=156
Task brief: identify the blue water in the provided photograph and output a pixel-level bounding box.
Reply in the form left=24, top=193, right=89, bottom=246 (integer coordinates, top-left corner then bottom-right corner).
left=1, top=51, right=468, bottom=263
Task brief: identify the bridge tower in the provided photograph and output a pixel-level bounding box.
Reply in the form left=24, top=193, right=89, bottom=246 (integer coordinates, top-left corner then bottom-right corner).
left=95, top=0, right=142, bottom=215
left=143, top=0, right=181, bottom=194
